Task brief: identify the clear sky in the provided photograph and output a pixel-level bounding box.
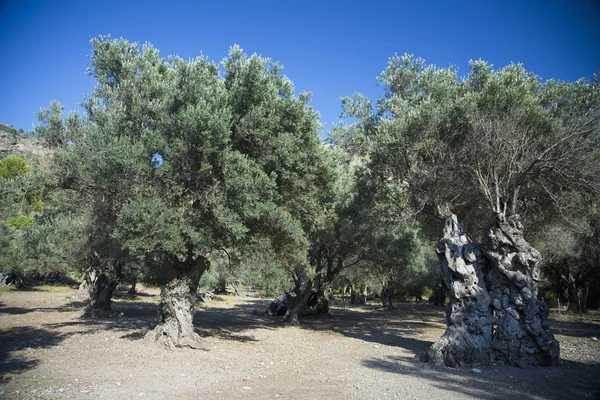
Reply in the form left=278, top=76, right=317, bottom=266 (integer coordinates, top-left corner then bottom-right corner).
left=0, top=0, right=598, bottom=134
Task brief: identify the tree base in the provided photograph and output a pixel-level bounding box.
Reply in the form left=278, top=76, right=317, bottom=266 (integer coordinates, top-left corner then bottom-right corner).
left=147, top=255, right=209, bottom=350
left=83, top=304, right=117, bottom=318
left=145, top=323, right=207, bottom=351
left=427, top=326, right=492, bottom=368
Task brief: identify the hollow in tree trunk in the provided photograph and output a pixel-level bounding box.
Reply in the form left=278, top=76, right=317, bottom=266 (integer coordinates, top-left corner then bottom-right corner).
left=427, top=215, right=494, bottom=368
left=482, top=214, right=560, bottom=367
left=145, top=255, right=209, bottom=349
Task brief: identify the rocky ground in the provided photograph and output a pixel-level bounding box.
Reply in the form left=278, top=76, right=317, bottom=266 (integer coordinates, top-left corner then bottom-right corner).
left=1, top=286, right=599, bottom=400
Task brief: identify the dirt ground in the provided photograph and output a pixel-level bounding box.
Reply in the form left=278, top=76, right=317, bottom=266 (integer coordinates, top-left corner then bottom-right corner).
left=1, top=286, right=599, bottom=400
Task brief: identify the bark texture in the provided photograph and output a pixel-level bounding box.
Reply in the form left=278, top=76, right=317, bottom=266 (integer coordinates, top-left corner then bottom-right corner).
left=283, top=279, right=314, bottom=325
left=314, top=282, right=331, bottom=315
left=428, top=214, right=560, bottom=368
left=80, top=266, right=121, bottom=317
left=482, top=215, right=560, bottom=367
left=427, top=215, right=493, bottom=367
left=145, top=256, right=209, bottom=350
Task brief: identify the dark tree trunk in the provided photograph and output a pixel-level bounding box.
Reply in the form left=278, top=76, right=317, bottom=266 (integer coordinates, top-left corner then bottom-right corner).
left=145, top=256, right=209, bottom=349
left=350, top=284, right=358, bottom=304
left=581, top=282, right=590, bottom=313
left=427, top=215, right=494, bottom=368
left=283, top=278, right=313, bottom=325
left=567, top=279, right=580, bottom=313
left=482, top=214, right=560, bottom=367
left=381, top=284, right=394, bottom=309
left=314, top=281, right=331, bottom=315
left=127, top=279, right=137, bottom=295
left=80, top=264, right=122, bottom=317
left=431, top=279, right=447, bottom=307
left=350, top=283, right=365, bottom=305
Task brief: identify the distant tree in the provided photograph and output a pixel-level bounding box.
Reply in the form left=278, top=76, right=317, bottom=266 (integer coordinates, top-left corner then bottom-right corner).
left=0, top=152, right=84, bottom=286
left=34, top=100, right=85, bottom=149
left=535, top=202, right=600, bottom=313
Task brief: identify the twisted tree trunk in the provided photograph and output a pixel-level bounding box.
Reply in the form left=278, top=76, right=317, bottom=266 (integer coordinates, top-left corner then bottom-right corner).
left=427, top=215, right=494, bottom=367
left=283, top=277, right=314, bottom=325
left=80, top=263, right=122, bottom=317
left=146, top=255, right=209, bottom=349
left=428, top=214, right=560, bottom=368
left=314, top=281, right=331, bottom=315
left=482, top=215, right=560, bottom=367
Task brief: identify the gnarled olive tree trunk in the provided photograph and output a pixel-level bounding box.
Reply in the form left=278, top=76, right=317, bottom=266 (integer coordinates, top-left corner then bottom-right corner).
left=79, top=263, right=122, bottom=317
left=283, top=276, right=314, bottom=325
left=428, top=214, right=560, bottom=368
left=146, top=255, right=209, bottom=349
left=314, top=281, right=332, bottom=315
left=427, top=215, right=494, bottom=367
left=482, top=215, right=559, bottom=367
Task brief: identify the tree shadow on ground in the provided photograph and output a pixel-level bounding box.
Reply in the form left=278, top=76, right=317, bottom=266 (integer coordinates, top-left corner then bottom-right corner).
left=192, top=298, right=445, bottom=355
left=550, top=319, right=600, bottom=339
left=0, top=301, right=87, bottom=315
left=300, top=303, right=445, bottom=356
left=193, top=298, right=279, bottom=343
left=0, top=327, right=68, bottom=378
left=0, top=298, right=161, bottom=378
left=361, top=354, right=600, bottom=400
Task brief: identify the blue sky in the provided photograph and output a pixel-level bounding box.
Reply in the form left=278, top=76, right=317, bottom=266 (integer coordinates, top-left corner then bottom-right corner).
left=0, top=0, right=598, bottom=134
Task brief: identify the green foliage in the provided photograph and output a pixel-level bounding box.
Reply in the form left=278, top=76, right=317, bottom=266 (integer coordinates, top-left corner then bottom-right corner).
left=6, top=215, right=34, bottom=228
left=0, top=155, right=28, bottom=180
left=35, top=99, right=87, bottom=149
left=32, top=36, right=330, bottom=291
left=29, top=195, right=44, bottom=213
left=338, top=55, right=600, bottom=236
left=422, top=286, right=433, bottom=299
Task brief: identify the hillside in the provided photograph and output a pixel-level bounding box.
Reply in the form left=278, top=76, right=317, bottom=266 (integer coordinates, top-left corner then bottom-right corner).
left=0, top=123, right=51, bottom=160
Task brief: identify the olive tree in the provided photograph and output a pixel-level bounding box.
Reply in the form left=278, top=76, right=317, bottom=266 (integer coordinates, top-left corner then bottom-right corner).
left=340, top=55, right=599, bottom=367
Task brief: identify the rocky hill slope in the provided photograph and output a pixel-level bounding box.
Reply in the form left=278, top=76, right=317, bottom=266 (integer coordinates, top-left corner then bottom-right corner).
left=0, top=123, right=52, bottom=160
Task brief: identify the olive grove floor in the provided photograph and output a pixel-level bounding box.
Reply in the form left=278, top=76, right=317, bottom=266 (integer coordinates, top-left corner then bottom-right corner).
left=0, top=286, right=599, bottom=400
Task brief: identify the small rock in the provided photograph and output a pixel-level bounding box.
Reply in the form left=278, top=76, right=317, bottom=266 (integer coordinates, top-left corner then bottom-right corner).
left=591, top=337, right=598, bottom=341
left=471, top=368, right=482, bottom=373
left=138, top=393, right=144, bottom=396
left=509, top=386, right=513, bottom=390
left=117, top=312, right=124, bottom=318
left=58, top=388, right=65, bottom=393
left=116, top=382, right=121, bottom=386
left=242, top=386, right=252, bottom=390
